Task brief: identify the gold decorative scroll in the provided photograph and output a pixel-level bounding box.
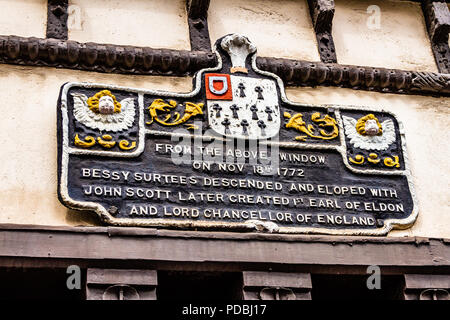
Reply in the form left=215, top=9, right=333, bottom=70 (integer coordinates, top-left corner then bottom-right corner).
left=384, top=155, right=400, bottom=168
left=74, top=134, right=96, bottom=148
left=147, top=99, right=204, bottom=128
left=284, top=112, right=339, bottom=141
left=97, top=135, right=116, bottom=148
left=349, top=155, right=364, bottom=165
left=74, top=133, right=136, bottom=151
left=119, top=139, right=136, bottom=150
left=367, top=153, right=380, bottom=164
left=349, top=153, right=400, bottom=168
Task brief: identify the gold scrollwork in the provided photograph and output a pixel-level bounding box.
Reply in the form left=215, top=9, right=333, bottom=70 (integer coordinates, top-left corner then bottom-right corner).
left=74, top=134, right=136, bottom=151
left=119, top=140, right=137, bottom=150
left=311, top=112, right=339, bottom=139
left=97, top=135, right=116, bottom=148
left=384, top=155, right=400, bottom=168
left=349, top=153, right=401, bottom=168
left=349, top=155, right=364, bottom=165
left=367, top=153, right=380, bottom=164
left=284, top=112, right=339, bottom=141
left=74, top=134, right=96, bottom=148
left=147, top=99, right=204, bottom=129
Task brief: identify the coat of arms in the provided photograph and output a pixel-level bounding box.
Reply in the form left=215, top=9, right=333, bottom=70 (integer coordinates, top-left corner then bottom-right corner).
left=205, top=66, right=280, bottom=138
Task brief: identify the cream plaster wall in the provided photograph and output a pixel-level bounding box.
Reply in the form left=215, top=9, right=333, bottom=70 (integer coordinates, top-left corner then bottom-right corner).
left=0, top=0, right=47, bottom=38
left=68, top=0, right=191, bottom=50
left=333, top=0, right=437, bottom=72
left=0, top=64, right=193, bottom=227
left=208, top=0, right=320, bottom=61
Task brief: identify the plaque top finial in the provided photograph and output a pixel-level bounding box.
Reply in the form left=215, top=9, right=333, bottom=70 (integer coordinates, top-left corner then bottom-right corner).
left=220, top=34, right=256, bottom=73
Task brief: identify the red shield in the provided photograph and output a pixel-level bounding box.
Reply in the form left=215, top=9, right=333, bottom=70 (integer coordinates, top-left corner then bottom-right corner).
left=205, top=73, right=232, bottom=100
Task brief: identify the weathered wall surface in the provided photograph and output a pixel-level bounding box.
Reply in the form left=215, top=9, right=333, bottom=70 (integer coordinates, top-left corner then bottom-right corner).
left=208, top=0, right=320, bottom=61
left=0, top=1, right=448, bottom=238
left=0, top=0, right=47, bottom=38
left=333, top=0, right=437, bottom=72
left=68, top=0, right=191, bottom=50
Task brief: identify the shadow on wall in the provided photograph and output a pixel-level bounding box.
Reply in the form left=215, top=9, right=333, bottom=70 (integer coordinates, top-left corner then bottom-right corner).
left=65, top=208, right=104, bottom=226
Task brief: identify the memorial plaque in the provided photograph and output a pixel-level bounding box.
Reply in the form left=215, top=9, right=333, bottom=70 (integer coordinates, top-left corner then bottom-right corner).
left=57, top=34, right=418, bottom=235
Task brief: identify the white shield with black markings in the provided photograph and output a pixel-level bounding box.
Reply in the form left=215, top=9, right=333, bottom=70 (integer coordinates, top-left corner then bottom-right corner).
left=206, top=75, right=280, bottom=139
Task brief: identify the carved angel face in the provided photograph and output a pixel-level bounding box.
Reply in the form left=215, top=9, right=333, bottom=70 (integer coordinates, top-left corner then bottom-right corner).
left=364, top=119, right=380, bottom=136
left=72, top=92, right=136, bottom=132
left=343, top=115, right=396, bottom=151
left=355, top=114, right=382, bottom=136
left=87, top=90, right=122, bottom=114
left=98, top=95, right=115, bottom=115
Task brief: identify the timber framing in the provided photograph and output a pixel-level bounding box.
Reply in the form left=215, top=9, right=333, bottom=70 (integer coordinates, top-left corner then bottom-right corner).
left=422, top=0, right=450, bottom=74
left=0, top=224, right=449, bottom=273
left=0, top=36, right=215, bottom=76
left=0, top=0, right=437, bottom=97
left=186, top=0, right=212, bottom=52
left=46, top=0, right=68, bottom=40
left=0, top=35, right=449, bottom=96
left=307, top=0, right=337, bottom=63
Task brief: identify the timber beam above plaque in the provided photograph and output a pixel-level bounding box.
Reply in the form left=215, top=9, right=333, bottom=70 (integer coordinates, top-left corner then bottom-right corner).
left=57, top=34, right=418, bottom=236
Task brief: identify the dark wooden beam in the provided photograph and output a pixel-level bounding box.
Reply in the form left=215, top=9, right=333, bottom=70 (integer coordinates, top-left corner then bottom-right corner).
left=86, top=268, right=158, bottom=300
left=46, top=0, right=68, bottom=40
left=403, top=274, right=450, bottom=300
left=257, top=56, right=450, bottom=95
left=242, top=271, right=312, bottom=300
left=422, top=0, right=450, bottom=73
left=0, top=35, right=216, bottom=75
left=0, top=35, right=448, bottom=96
left=307, top=0, right=337, bottom=63
left=186, top=0, right=212, bottom=51
left=0, top=224, right=449, bottom=270
left=187, top=0, right=210, bottom=19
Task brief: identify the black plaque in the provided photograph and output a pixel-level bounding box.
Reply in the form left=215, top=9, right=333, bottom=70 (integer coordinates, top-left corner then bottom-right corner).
left=57, top=34, right=417, bottom=235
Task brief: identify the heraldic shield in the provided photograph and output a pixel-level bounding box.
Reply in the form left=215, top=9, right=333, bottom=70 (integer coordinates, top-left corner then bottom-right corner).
left=205, top=35, right=280, bottom=139
left=206, top=73, right=280, bottom=139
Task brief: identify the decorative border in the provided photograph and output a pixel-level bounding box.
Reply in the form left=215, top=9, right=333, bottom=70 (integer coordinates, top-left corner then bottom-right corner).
left=58, top=40, right=419, bottom=236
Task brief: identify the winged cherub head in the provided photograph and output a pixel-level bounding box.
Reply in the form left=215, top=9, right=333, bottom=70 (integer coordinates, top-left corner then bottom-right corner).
left=72, top=90, right=135, bottom=132
left=87, top=90, right=122, bottom=115
left=355, top=114, right=382, bottom=136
